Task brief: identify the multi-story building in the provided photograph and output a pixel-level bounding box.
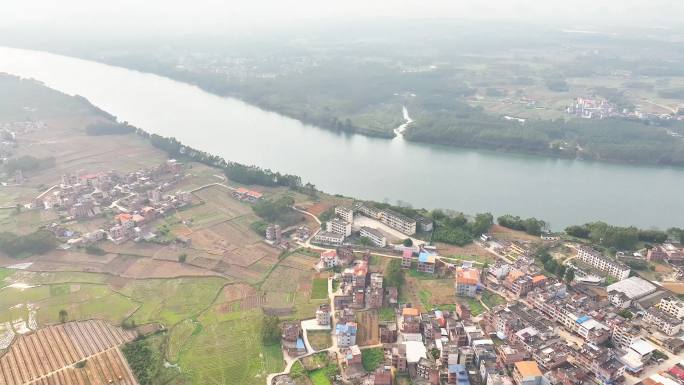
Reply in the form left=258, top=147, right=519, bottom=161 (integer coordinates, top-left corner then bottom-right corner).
left=335, top=206, right=354, bottom=222
left=418, top=251, right=437, bottom=274
left=576, top=246, right=630, bottom=280
left=357, top=204, right=382, bottom=219
left=319, top=250, right=339, bottom=269
left=360, top=226, right=386, bottom=247
left=326, top=218, right=352, bottom=237
left=644, top=307, right=682, bottom=336
left=401, top=307, right=421, bottom=333
left=312, top=231, right=344, bottom=246
left=370, top=273, right=383, bottom=289
left=316, top=304, right=331, bottom=325
left=415, top=215, right=434, bottom=232
left=455, top=267, right=480, bottom=297
left=335, top=322, right=358, bottom=347
left=512, top=361, right=542, bottom=385
left=379, top=209, right=417, bottom=235
left=574, top=344, right=625, bottom=385
left=659, top=296, right=684, bottom=319
left=401, top=248, right=413, bottom=268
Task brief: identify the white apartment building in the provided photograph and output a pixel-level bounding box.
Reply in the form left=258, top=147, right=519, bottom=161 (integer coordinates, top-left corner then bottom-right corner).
left=370, top=273, right=384, bottom=290
left=644, top=308, right=682, bottom=336
left=660, top=297, right=684, bottom=319
left=380, top=209, right=417, bottom=235
left=576, top=246, right=630, bottom=281
left=335, top=206, right=354, bottom=222
left=326, top=219, right=352, bottom=237
left=313, top=231, right=345, bottom=246
left=360, top=226, right=387, bottom=247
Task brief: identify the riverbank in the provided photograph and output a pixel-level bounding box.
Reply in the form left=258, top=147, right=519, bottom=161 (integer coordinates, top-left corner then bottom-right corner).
left=3, top=46, right=684, bottom=229
left=63, top=50, right=684, bottom=169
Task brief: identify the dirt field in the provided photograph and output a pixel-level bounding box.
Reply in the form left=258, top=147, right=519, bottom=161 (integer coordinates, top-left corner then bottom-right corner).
left=435, top=242, right=496, bottom=264
left=0, top=320, right=138, bottom=385
left=490, top=224, right=543, bottom=243
left=662, top=282, right=684, bottom=295
left=354, top=309, right=379, bottom=346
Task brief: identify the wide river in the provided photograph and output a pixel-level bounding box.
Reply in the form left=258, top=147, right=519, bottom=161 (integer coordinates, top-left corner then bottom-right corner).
left=0, top=46, right=682, bottom=230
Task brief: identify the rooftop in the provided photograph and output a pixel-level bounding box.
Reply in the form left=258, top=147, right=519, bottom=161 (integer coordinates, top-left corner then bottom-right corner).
left=514, top=361, right=542, bottom=377
left=456, top=267, right=480, bottom=285
left=607, top=276, right=656, bottom=299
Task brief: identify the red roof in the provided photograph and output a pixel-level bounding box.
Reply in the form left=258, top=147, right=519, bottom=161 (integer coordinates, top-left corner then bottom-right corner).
left=403, top=249, right=413, bottom=258
left=669, top=366, right=684, bottom=380
left=235, top=187, right=249, bottom=194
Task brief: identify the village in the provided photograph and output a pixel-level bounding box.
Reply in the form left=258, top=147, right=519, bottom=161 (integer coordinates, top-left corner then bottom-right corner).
left=270, top=204, right=684, bottom=385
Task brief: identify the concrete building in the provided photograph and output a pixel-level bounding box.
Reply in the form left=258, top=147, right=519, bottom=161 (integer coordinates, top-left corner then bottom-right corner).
left=607, top=276, right=656, bottom=303
left=335, top=322, right=358, bottom=347
left=379, top=209, right=417, bottom=235
left=659, top=296, right=684, bottom=319
left=512, top=361, right=542, bottom=385
left=360, top=226, right=386, bottom=247
left=455, top=267, right=480, bottom=297
left=418, top=251, right=436, bottom=274
left=312, top=231, right=344, bottom=246
left=402, top=248, right=413, bottom=268
left=316, top=304, right=331, bottom=325
left=644, top=307, right=682, bottom=336
left=335, top=206, right=354, bottom=222
left=327, top=218, right=352, bottom=237
left=576, top=246, right=630, bottom=280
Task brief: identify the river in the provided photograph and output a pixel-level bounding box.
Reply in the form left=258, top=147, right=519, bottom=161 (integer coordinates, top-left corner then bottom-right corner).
left=0, top=46, right=682, bottom=230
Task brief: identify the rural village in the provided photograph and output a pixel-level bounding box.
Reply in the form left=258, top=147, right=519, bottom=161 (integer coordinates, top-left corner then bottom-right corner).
left=0, top=75, right=684, bottom=385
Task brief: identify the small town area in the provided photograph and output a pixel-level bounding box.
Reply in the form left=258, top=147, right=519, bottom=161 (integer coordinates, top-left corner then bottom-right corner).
left=268, top=204, right=684, bottom=385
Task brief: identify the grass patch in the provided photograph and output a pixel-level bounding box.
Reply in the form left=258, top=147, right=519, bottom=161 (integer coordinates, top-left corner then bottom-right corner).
left=307, top=330, right=332, bottom=351
left=419, top=290, right=433, bottom=310
left=481, top=291, right=505, bottom=308
left=378, top=307, right=396, bottom=322
left=361, top=347, right=384, bottom=372
left=311, top=278, right=328, bottom=299
left=0, top=268, right=15, bottom=288
left=309, top=368, right=332, bottom=385
left=459, top=297, right=485, bottom=316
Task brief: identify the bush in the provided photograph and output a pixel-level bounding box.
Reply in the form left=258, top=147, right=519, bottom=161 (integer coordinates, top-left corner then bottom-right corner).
left=122, top=339, right=158, bottom=385
left=261, top=315, right=281, bottom=345
left=0, top=231, right=57, bottom=258
left=3, top=155, right=55, bottom=174
left=86, top=121, right=136, bottom=135
left=252, top=196, right=298, bottom=225
left=84, top=244, right=106, bottom=256
left=361, top=348, right=384, bottom=371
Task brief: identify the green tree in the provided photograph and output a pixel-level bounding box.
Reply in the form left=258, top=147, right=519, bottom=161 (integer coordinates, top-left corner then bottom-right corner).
left=403, top=238, right=413, bottom=247
left=261, top=315, right=281, bottom=345
left=565, top=268, right=575, bottom=284
left=58, top=309, right=68, bottom=323
left=385, top=259, right=404, bottom=288
left=178, top=253, right=187, bottom=263
left=471, top=213, right=494, bottom=235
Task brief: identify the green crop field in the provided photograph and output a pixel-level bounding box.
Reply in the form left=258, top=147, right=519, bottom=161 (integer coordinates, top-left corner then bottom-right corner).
left=311, top=278, right=328, bottom=299
left=178, top=308, right=284, bottom=385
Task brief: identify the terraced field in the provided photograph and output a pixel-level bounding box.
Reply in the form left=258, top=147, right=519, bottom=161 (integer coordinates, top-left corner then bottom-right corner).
left=0, top=320, right=137, bottom=385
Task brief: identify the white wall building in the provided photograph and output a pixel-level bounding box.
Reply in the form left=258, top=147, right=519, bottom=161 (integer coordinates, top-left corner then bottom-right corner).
left=326, top=219, right=352, bottom=237
left=576, top=246, right=630, bottom=280
left=360, top=226, right=387, bottom=247
left=335, top=206, right=354, bottom=223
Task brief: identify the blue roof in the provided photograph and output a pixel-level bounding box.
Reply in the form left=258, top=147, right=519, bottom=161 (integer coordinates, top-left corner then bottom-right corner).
left=418, top=251, right=434, bottom=263
left=576, top=315, right=591, bottom=324
left=296, top=338, right=305, bottom=349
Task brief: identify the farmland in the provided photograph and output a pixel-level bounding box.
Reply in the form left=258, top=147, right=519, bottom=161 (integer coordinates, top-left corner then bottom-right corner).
left=0, top=320, right=137, bottom=385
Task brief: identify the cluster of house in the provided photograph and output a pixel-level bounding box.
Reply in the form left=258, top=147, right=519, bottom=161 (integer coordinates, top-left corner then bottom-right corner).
left=481, top=235, right=534, bottom=262
left=0, top=120, right=44, bottom=162
left=486, top=258, right=548, bottom=298
left=312, top=204, right=434, bottom=248
left=230, top=187, right=263, bottom=203
left=566, top=97, right=677, bottom=121
left=40, top=160, right=193, bottom=246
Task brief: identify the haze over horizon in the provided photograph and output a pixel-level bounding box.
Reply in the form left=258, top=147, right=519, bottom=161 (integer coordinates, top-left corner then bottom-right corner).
left=2, top=0, right=684, bottom=39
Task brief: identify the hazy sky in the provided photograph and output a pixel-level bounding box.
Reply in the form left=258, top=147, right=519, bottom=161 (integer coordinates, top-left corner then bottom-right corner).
left=2, top=0, right=684, bottom=35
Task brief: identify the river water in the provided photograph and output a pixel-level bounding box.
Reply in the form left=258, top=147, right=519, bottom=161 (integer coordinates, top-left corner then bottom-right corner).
left=0, top=46, right=682, bottom=230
